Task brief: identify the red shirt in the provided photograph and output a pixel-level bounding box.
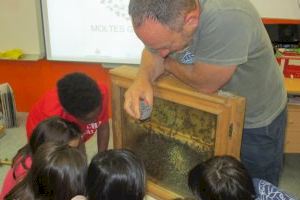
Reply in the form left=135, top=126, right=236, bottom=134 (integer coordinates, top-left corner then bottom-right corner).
left=26, top=83, right=109, bottom=142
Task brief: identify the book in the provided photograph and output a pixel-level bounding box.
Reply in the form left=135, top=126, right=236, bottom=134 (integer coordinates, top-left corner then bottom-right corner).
left=288, top=94, right=300, bottom=105
left=0, top=83, right=17, bottom=128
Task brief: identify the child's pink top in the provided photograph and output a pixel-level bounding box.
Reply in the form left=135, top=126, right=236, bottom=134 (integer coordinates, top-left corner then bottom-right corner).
left=0, top=156, right=32, bottom=200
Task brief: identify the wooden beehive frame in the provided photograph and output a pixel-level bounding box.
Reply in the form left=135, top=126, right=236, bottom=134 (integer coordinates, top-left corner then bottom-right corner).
left=110, top=65, right=245, bottom=199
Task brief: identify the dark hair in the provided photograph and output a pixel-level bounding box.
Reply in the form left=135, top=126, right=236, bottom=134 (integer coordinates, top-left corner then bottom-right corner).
left=5, top=143, right=87, bottom=200
left=129, top=0, right=196, bottom=31
left=188, top=155, right=256, bottom=200
left=86, top=149, right=146, bottom=200
left=57, top=72, right=102, bottom=119
left=12, top=116, right=82, bottom=179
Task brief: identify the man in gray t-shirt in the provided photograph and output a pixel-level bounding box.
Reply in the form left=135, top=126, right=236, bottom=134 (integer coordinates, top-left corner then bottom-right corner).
left=125, top=0, right=287, bottom=186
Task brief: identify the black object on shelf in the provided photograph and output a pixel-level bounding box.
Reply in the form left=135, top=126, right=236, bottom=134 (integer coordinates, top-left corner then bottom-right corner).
left=265, top=24, right=300, bottom=48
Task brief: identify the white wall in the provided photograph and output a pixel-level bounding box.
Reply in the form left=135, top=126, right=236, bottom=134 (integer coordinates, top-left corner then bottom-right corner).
left=0, top=0, right=45, bottom=60
left=250, top=0, right=300, bottom=20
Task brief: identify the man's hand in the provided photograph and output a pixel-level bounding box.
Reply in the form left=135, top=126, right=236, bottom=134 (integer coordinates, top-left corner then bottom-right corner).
left=124, top=78, right=154, bottom=119
left=124, top=48, right=166, bottom=119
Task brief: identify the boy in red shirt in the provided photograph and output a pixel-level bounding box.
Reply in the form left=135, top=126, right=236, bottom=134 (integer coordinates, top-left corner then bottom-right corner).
left=26, top=72, right=109, bottom=152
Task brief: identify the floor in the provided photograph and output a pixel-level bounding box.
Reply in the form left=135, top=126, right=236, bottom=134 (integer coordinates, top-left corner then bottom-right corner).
left=0, top=113, right=299, bottom=199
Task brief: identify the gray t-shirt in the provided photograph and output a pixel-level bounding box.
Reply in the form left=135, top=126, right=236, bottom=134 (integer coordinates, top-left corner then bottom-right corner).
left=172, top=0, right=287, bottom=128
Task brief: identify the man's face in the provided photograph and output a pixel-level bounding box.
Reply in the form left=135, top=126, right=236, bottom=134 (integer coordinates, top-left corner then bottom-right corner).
left=134, top=19, right=193, bottom=58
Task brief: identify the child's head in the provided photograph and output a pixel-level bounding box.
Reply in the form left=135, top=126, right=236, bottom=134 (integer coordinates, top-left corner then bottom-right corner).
left=57, top=72, right=102, bottom=123
left=29, top=116, right=83, bottom=153
left=86, top=149, right=146, bottom=200
left=188, top=155, right=256, bottom=200
left=13, top=116, right=82, bottom=177
left=6, top=142, right=87, bottom=200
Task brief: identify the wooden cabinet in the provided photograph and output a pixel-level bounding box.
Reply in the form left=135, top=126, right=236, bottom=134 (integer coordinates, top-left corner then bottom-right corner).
left=249, top=0, right=300, bottom=20
left=285, top=104, right=300, bottom=153
left=284, top=78, right=300, bottom=153
left=110, top=66, right=246, bottom=199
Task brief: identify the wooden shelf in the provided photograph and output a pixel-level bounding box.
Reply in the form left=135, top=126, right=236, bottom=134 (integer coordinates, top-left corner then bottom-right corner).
left=262, top=18, right=300, bottom=24
left=0, top=53, right=44, bottom=61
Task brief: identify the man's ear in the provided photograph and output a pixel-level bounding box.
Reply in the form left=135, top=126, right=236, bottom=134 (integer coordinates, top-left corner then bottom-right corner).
left=184, top=8, right=200, bottom=28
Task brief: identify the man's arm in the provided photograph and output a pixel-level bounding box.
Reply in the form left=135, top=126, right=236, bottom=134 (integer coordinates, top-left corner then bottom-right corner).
left=124, top=48, right=165, bottom=119
left=164, top=56, right=237, bottom=93
left=96, top=121, right=110, bottom=152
